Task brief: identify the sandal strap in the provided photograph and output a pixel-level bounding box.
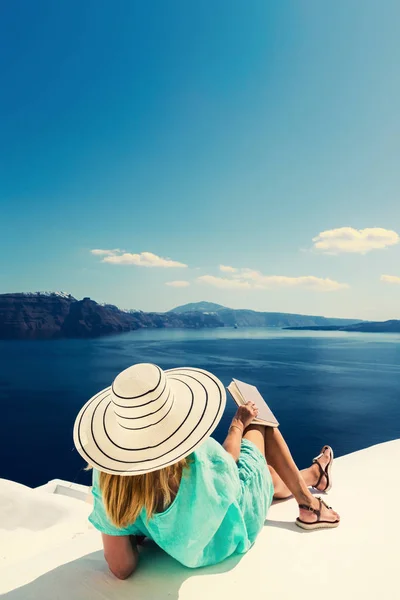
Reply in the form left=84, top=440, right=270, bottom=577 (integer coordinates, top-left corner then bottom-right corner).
left=298, top=498, right=321, bottom=520
left=312, top=446, right=329, bottom=462
left=318, top=497, right=332, bottom=510
left=312, top=459, right=326, bottom=489
left=298, top=504, right=318, bottom=512
left=298, top=497, right=332, bottom=522
left=312, top=447, right=331, bottom=491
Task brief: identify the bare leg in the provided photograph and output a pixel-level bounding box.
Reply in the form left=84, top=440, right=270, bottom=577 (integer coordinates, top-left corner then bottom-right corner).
left=243, top=424, right=266, bottom=457
left=268, top=465, right=291, bottom=498
left=243, top=424, right=309, bottom=497
left=263, top=426, right=316, bottom=505
left=244, top=425, right=340, bottom=523
left=268, top=461, right=327, bottom=499
left=267, top=445, right=331, bottom=499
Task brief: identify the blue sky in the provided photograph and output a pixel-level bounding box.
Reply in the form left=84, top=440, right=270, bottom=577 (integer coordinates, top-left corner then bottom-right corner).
left=1, top=1, right=400, bottom=319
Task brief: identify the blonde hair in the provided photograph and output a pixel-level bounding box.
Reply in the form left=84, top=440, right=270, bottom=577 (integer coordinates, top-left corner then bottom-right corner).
left=98, top=458, right=190, bottom=528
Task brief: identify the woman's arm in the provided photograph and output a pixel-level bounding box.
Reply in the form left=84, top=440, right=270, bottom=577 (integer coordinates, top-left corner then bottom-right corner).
left=223, top=402, right=258, bottom=462
left=102, top=534, right=139, bottom=580
left=223, top=418, right=244, bottom=462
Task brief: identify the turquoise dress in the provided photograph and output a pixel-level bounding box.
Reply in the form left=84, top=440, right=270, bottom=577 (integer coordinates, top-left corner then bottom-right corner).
left=89, top=438, right=274, bottom=568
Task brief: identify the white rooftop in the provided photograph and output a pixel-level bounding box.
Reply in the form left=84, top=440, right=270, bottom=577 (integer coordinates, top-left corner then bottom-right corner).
left=1, top=439, right=398, bottom=600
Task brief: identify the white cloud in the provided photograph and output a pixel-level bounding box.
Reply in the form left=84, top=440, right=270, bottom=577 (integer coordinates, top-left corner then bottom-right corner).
left=90, top=248, right=122, bottom=256
left=236, top=269, right=348, bottom=290
left=197, top=275, right=251, bottom=289
left=219, top=265, right=237, bottom=273
left=92, top=249, right=187, bottom=268
left=165, top=280, right=190, bottom=287
left=256, top=274, right=348, bottom=291
left=232, top=269, right=260, bottom=281
left=312, top=227, right=399, bottom=254
left=381, top=275, right=400, bottom=284
left=198, top=269, right=348, bottom=292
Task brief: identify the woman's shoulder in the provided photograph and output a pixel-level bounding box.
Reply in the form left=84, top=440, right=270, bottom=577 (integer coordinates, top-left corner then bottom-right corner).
left=193, top=437, right=235, bottom=468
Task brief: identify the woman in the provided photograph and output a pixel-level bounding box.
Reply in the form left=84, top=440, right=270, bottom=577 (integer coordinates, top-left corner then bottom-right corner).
left=73, top=363, right=339, bottom=580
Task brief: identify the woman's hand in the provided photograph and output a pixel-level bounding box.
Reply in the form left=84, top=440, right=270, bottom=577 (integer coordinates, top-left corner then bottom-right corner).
left=234, top=402, right=258, bottom=430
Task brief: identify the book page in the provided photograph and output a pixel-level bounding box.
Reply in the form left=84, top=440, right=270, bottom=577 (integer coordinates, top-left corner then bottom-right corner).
left=227, top=382, right=245, bottom=406
left=232, top=379, right=279, bottom=427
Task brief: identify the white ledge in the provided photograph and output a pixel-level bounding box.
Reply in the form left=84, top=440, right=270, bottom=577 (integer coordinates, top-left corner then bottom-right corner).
left=1, top=439, right=398, bottom=599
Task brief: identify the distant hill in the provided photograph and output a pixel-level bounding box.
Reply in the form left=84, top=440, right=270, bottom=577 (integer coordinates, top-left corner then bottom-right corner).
left=171, top=301, right=226, bottom=314
left=0, top=293, right=223, bottom=340
left=170, top=301, right=361, bottom=328
left=286, top=320, right=400, bottom=333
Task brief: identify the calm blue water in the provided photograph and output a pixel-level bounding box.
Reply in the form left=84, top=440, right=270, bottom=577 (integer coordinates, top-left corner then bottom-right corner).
left=1, top=328, right=400, bottom=488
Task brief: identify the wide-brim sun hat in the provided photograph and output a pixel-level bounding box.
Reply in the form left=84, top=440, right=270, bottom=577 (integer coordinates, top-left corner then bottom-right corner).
left=73, top=363, right=226, bottom=475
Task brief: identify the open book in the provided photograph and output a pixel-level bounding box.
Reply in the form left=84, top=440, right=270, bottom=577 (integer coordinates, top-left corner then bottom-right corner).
left=227, top=379, right=279, bottom=428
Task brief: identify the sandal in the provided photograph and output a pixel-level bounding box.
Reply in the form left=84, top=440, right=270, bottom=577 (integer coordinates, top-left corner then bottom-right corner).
left=313, top=445, right=334, bottom=493
left=296, top=497, right=340, bottom=530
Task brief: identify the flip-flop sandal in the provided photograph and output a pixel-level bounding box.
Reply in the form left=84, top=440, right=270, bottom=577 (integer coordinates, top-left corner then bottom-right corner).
left=296, top=497, right=340, bottom=531
left=312, top=445, right=334, bottom=493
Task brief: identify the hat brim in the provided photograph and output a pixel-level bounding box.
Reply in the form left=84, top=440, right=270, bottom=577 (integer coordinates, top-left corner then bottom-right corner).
left=73, top=367, right=226, bottom=475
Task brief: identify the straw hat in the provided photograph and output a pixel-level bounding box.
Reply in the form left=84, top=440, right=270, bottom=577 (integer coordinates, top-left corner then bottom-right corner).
left=73, top=363, right=226, bottom=475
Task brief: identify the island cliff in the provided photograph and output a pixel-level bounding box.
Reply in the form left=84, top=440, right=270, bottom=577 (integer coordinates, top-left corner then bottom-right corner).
left=0, top=294, right=223, bottom=340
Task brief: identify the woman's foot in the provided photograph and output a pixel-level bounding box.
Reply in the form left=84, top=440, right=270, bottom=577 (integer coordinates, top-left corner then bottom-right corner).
left=298, top=496, right=340, bottom=529
left=309, top=445, right=333, bottom=492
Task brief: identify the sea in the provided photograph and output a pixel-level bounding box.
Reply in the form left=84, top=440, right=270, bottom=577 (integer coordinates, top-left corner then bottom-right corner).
left=1, top=328, right=400, bottom=488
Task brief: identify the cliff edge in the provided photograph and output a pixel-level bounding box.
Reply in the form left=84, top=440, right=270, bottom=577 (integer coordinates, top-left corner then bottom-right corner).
left=0, top=293, right=223, bottom=340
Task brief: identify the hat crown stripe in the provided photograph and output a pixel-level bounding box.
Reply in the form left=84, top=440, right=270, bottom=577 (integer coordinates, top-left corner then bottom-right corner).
left=111, top=364, right=163, bottom=400
left=114, top=388, right=173, bottom=423
left=111, top=367, right=167, bottom=408
left=111, top=364, right=161, bottom=400
left=119, top=397, right=175, bottom=430
left=111, top=378, right=168, bottom=410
